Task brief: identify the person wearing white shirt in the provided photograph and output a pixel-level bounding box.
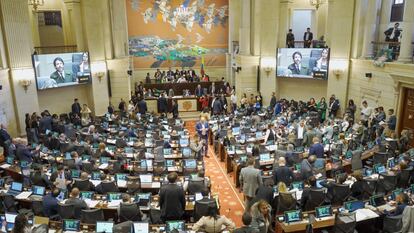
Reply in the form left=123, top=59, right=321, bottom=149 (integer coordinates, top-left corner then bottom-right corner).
left=360, top=101, right=372, bottom=125
left=230, top=91, right=237, bottom=113
left=297, top=120, right=305, bottom=140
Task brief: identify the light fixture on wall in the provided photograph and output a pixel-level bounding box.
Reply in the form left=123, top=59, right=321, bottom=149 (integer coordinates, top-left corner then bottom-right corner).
left=19, top=79, right=32, bottom=93
left=332, top=69, right=344, bottom=78
left=263, top=67, right=273, bottom=77
left=28, top=0, right=45, bottom=12
left=94, top=72, right=105, bottom=82
left=309, top=0, right=326, bottom=10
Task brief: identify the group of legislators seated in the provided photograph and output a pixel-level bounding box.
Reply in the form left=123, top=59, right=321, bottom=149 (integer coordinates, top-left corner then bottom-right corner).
left=1, top=90, right=414, bottom=232
left=144, top=68, right=211, bottom=84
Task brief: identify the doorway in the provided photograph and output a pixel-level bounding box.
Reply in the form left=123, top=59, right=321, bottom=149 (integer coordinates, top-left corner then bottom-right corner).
left=399, top=87, right=414, bottom=145
left=292, top=10, right=314, bottom=46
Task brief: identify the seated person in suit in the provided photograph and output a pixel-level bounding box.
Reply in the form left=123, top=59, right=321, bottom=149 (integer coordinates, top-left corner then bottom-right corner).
left=50, top=57, right=74, bottom=84
left=287, top=51, right=310, bottom=76
left=273, top=157, right=294, bottom=186
left=300, top=176, right=322, bottom=210
left=301, top=155, right=316, bottom=180
left=185, top=170, right=211, bottom=193
left=42, top=188, right=60, bottom=217
left=384, top=193, right=410, bottom=216
left=95, top=173, right=119, bottom=194
left=65, top=188, right=89, bottom=219
left=30, top=166, right=51, bottom=189
left=350, top=170, right=368, bottom=200
left=320, top=173, right=348, bottom=202
left=72, top=172, right=95, bottom=191
left=117, top=193, right=143, bottom=222
left=234, top=212, right=260, bottom=233
left=50, top=165, right=72, bottom=190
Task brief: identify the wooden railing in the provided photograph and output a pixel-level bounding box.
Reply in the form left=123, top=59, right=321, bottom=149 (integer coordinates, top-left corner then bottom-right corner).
left=371, top=41, right=414, bottom=61
left=291, top=40, right=327, bottom=48
left=34, top=45, right=77, bottom=54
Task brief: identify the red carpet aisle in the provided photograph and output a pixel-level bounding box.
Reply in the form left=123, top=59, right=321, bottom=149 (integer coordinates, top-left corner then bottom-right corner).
left=185, top=121, right=245, bottom=227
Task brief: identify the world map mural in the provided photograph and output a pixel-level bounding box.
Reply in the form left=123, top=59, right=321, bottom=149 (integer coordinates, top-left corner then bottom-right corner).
left=126, top=0, right=229, bottom=68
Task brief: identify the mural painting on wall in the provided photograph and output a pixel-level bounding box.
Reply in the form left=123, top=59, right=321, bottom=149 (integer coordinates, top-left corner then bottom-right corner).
left=126, top=0, right=229, bottom=68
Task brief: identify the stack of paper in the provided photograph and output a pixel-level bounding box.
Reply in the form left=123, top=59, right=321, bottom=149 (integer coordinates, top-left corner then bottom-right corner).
left=15, top=191, right=32, bottom=200
left=107, top=200, right=122, bottom=208
left=85, top=199, right=100, bottom=208
left=355, top=208, right=379, bottom=222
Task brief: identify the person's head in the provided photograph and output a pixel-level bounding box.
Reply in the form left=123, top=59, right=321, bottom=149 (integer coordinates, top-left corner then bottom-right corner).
left=82, top=52, right=88, bottom=62
left=336, top=173, right=348, bottom=184
left=13, top=213, right=28, bottom=233
left=278, top=182, right=288, bottom=193
left=57, top=165, right=65, bottom=174
left=70, top=187, right=80, bottom=198
left=396, top=193, right=409, bottom=205
left=292, top=51, right=302, bottom=64
left=247, top=157, right=256, bottom=166
left=307, top=27, right=310, bottom=32
left=167, top=172, right=178, bottom=183
left=312, top=136, right=320, bottom=144
left=394, top=22, right=399, bottom=28
left=99, top=142, right=106, bottom=151
left=278, top=157, right=286, bottom=167
left=308, top=155, right=317, bottom=164
left=74, top=98, right=78, bottom=103
left=289, top=29, right=292, bottom=32
left=71, top=151, right=79, bottom=159
left=207, top=202, right=218, bottom=218
left=353, top=170, right=363, bottom=181
left=53, top=57, right=64, bottom=72
left=362, top=100, right=367, bottom=107
left=80, top=172, right=89, bottom=180
left=241, top=212, right=253, bottom=226
left=399, top=160, right=408, bottom=170
left=287, top=144, right=294, bottom=151
left=378, top=106, right=384, bottom=112
left=388, top=109, right=394, bottom=115
left=122, top=193, right=131, bottom=203
left=200, top=116, right=206, bottom=123
left=257, top=200, right=270, bottom=215
left=321, top=48, right=329, bottom=59
left=197, top=170, right=205, bottom=178
left=320, top=97, right=326, bottom=102
left=310, top=97, right=315, bottom=103
left=308, top=176, right=317, bottom=187
left=348, top=99, right=354, bottom=106
left=51, top=188, right=60, bottom=197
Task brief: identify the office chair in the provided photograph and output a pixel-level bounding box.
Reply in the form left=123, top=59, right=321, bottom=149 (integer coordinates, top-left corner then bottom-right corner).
left=276, top=192, right=297, bottom=214
left=100, top=181, right=119, bottom=194
left=364, top=179, right=377, bottom=196
left=373, top=152, right=388, bottom=165
left=262, top=176, right=274, bottom=187
left=63, top=159, right=75, bottom=168
left=314, top=158, right=326, bottom=177
left=72, top=179, right=91, bottom=191
left=331, top=183, right=351, bottom=205
left=333, top=212, right=357, bottom=233
left=194, top=198, right=216, bottom=221
left=377, top=173, right=397, bottom=194
left=113, top=220, right=133, bottom=233
left=32, top=200, right=44, bottom=216
left=2, top=194, right=17, bottom=212
left=304, top=189, right=326, bottom=211
left=383, top=214, right=403, bottom=233
left=58, top=203, right=75, bottom=219
left=119, top=203, right=142, bottom=222
left=397, top=167, right=413, bottom=188
left=126, top=176, right=141, bottom=195
left=81, top=209, right=104, bottom=224
left=153, top=161, right=166, bottom=176
left=187, top=179, right=205, bottom=195
left=351, top=150, right=363, bottom=171
left=81, top=162, right=93, bottom=173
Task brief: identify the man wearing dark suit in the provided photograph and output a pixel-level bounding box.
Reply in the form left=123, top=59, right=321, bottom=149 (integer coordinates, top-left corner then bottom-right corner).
left=0, top=124, right=11, bottom=157
left=239, top=157, right=262, bottom=206
left=50, top=165, right=72, bottom=190
left=303, top=27, right=313, bottom=48
left=50, top=57, right=74, bottom=84
left=16, top=141, right=39, bottom=163
left=309, top=137, right=324, bottom=158
left=42, top=188, right=60, bottom=217
left=39, top=112, right=52, bottom=134
left=288, top=51, right=310, bottom=76
left=384, top=22, right=401, bottom=42
left=270, top=92, right=277, bottom=110
left=72, top=99, right=81, bottom=117
left=301, top=155, right=316, bottom=180
left=273, top=157, right=294, bottom=186
left=158, top=93, right=168, bottom=114
left=208, top=82, right=217, bottom=96
left=65, top=188, right=89, bottom=219
left=302, top=126, right=317, bottom=148
left=31, top=166, right=51, bottom=188
left=137, top=98, right=147, bottom=115
left=72, top=172, right=95, bottom=191
left=170, top=100, right=179, bottom=118
left=195, top=84, right=204, bottom=97
left=212, top=97, right=223, bottom=115
left=159, top=172, right=186, bottom=222
left=300, top=176, right=322, bottom=210
left=286, top=29, right=295, bottom=48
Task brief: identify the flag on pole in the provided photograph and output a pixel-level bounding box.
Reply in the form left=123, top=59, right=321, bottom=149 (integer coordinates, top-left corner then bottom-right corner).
left=200, top=55, right=205, bottom=76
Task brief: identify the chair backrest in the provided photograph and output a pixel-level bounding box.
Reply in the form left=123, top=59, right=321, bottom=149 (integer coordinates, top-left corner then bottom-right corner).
left=63, top=159, right=75, bottom=168
left=333, top=212, right=356, bottom=233
left=277, top=192, right=297, bottom=214
left=364, top=179, right=377, bottom=196
left=101, top=181, right=119, bottom=194
left=383, top=214, right=403, bottom=233
left=119, top=203, right=142, bottom=222
left=378, top=173, right=397, bottom=194
left=187, top=180, right=205, bottom=195
left=332, top=183, right=351, bottom=205
left=73, top=179, right=90, bottom=191
left=194, top=199, right=216, bottom=221
left=32, top=200, right=44, bottom=216
left=81, top=209, right=104, bottom=224
left=126, top=176, right=141, bottom=195
left=81, top=162, right=93, bottom=173
left=2, top=194, right=17, bottom=212
left=305, top=189, right=326, bottom=211
left=373, top=152, right=388, bottom=165
left=58, top=203, right=75, bottom=219
left=398, top=168, right=412, bottom=188
left=113, top=220, right=133, bottom=233
left=351, top=150, right=363, bottom=171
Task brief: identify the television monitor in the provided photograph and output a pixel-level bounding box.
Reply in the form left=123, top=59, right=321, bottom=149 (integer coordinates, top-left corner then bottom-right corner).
left=179, top=138, right=189, bottom=146
left=315, top=205, right=333, bottom=218
left=6, top=156, right=14, bottom=164
left=33, top=52, right=91, bottom=90
left=135, top=193, right=151, bottom=207
left=107, top=193, right=122, bottom=201
left=182, top=147, right=192, bottom=157
left=132, top=222, right=149, bottom=233
left=166, top=160, right=174, bottom=167
left=100, top=157, right=110, bottom=164
left=369, top=194, right=386, bottom=207
left=115, top=173, right=127, bottom=181
left=259, top=153, right=270, bottom=161
left=10, top=182, right=23, bottom=192
left=387, top=158, right=396, bottom=169
left=139, top=174, right=153, bottom=183
left=284, top=210, right=302, bottom=223
left=63, top=219, right=81, bottom=232
left=291, top=181, right=304, bottom=190
left=71, top=169, right=80, bottom=178
left=294, top=163, right=302, bottom=171
left=163, top=148, right=172, bottom=155
left=184, top=159, right=197, bottom=169
left=80, top=191, right=95, bottom=200
left=19, top=161, right=29, bottom=168
left=316, top=179, right=325, bottom=189
left=96, top=221, right=114, bottom=233
left=364, top=168, right=373, bottom=176
left=374, top=164, right=386, bottom=174
left=344, top=200, right=365, bottom=212
left=166, top=220, right=185, bottom=232
left=276, top=48, right=330, bottom=80
left=91, top=172, right=101, bottom=180
left=32, top=185, right=45, bottom=196
left=232, top=127, right=240, bottom=135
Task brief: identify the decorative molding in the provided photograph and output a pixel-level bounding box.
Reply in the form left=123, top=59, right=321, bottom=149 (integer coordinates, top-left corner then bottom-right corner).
left=360, top=86, right=381, bottom=104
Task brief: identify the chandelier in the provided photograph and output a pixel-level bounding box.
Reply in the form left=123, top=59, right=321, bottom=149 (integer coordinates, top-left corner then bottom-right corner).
left=309, top=0, right=325, bottom=10
left=28, top=0, right=45, bottom=12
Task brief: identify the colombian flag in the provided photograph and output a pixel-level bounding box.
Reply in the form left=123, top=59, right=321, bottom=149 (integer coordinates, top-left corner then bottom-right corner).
left=200, top=55, right=205, bottom=76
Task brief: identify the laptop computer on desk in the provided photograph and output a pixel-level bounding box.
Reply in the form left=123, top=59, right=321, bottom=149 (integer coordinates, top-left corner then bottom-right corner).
left=30, top=185, right=46, bottom=200
left=7, top=182, right=23, bottom=196
left=62, top=219, right=81, bottom=233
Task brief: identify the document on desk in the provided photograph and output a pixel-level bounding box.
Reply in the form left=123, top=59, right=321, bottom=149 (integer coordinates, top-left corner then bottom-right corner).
left=107, top=200, right=122, bottom=208
left=98, top=164, right=109, bottom=169
left=0, top=164, right=11, bottom=169
left=90, top=180, right=102, bottom=187
left=85, top=199, right=100, bottom=208
left=355, top=208, right=379, bottom=222
left=125, top=153, right=134, bottom=158
left=15, top=191, right=32, bottom=200
left=117, top=180, right=127, bottom=188
left=266, top=145, right=277, bottom=151
left=106, top=139, right=116, bottom=144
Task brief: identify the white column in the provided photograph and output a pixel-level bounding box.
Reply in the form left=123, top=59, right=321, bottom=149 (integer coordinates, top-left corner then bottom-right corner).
left=361, top=0, right=381, bottom=58
left=239, top=0, right=251, bottom=55
left=64, top=0, right=85, bottom=50
left=398, top=0, right=414, bottom=62
left=278, top=0, right=291, bottom=49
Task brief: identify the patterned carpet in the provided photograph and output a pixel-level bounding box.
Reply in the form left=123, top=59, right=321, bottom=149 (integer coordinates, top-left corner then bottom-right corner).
left=185, top=121, right=245, bottom=227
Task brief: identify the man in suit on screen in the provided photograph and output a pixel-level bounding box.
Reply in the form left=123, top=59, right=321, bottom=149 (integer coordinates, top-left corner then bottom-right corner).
left=50, top=57, right=75, bottom=84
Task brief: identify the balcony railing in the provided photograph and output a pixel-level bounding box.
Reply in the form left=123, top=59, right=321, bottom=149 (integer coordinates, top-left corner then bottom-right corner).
left=371, top=41, right=414, bottom=62
left=34, top=45, right=77, bottom=54
left=291, top=40, right=327, bottom=48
